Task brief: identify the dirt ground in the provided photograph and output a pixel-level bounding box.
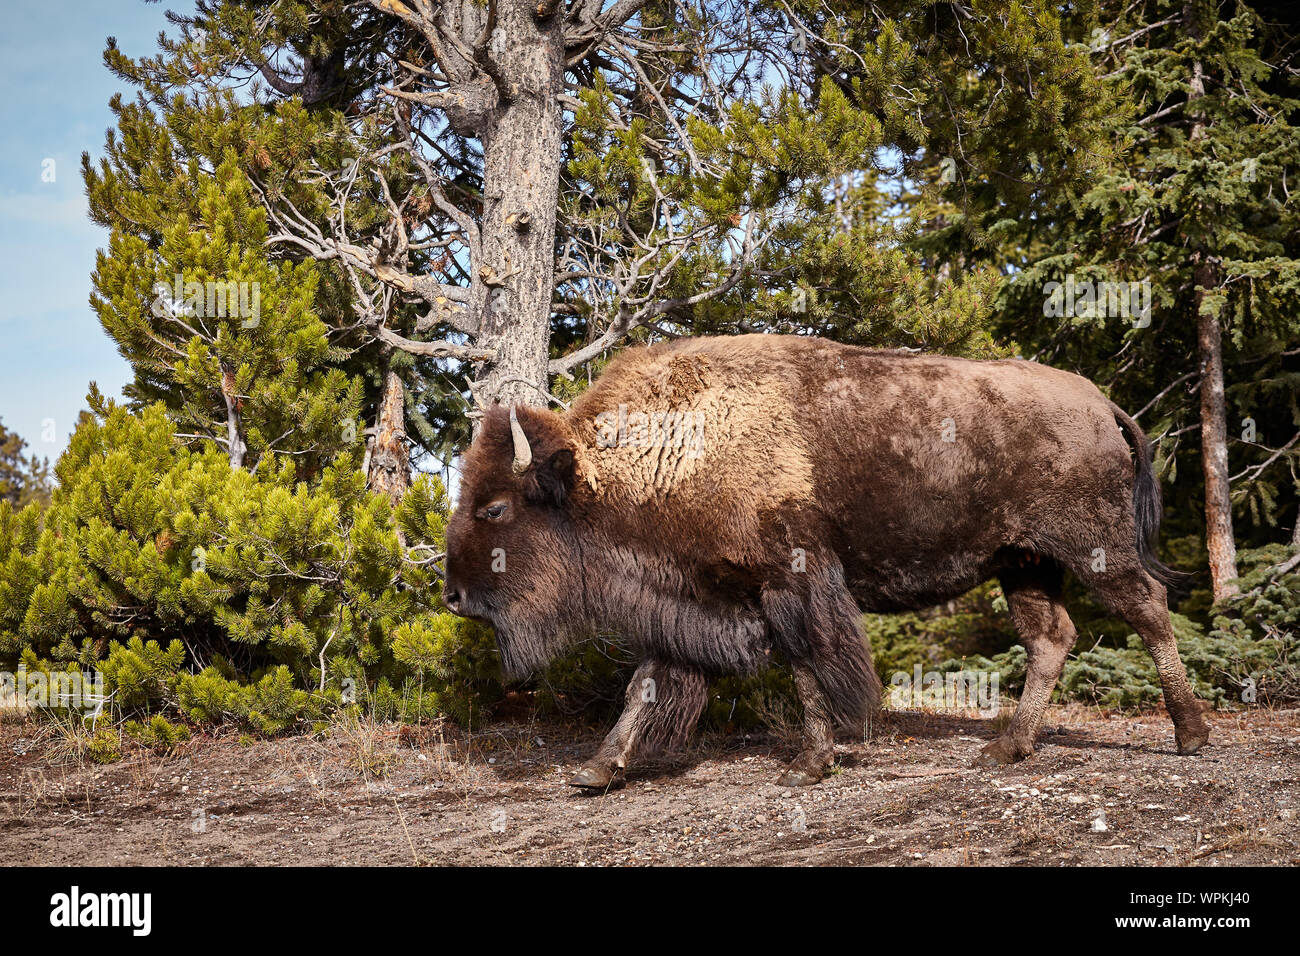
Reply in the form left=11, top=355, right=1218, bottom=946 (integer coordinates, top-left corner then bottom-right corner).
left=2, top=705, right=1297, bottom=866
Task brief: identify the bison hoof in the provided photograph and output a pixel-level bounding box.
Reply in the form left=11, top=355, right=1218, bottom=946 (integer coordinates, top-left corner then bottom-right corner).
left=1175, top=725, right=1210, bottom=756
left=973, top=736, right=1033, bottom=768
left=775, top=751, right=833, bottom=787
left=775, top=768, right=822, bottom=787
left=568, top=764, right=622, bottom=790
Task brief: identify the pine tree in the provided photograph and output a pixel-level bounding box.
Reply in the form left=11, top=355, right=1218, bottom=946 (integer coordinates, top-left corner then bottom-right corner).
left=87, top=0, right=1108, bottom=452
left=0, top=418, right=51, bottom=507
left=84, top=111, right=364, bottom=476
left=0, top=393, right=497, bottom=729
left=90, top=5, right=459, bottom=498
left=990, top=0, right=1300, bottom=602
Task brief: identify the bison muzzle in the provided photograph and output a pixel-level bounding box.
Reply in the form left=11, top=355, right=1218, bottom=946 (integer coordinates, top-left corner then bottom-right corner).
left=444, top=334, right=1210, bottom=789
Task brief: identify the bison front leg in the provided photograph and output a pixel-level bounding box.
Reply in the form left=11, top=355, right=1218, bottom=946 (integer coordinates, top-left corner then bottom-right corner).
left=776, top=663, right=838, bottom=787
left=569, top=660, right=708, bottom=790
left=765, top=563, right=883, bottom=787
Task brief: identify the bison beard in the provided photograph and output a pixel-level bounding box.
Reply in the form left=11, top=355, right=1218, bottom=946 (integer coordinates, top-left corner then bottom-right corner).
left=444, top=334, right=1211, bottom=790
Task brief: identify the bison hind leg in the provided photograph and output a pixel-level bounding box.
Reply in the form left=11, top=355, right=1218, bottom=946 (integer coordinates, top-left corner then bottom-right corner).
left=974, top=561, right=1076, bottom=767
left=1078, top=561, right=1211, bottom=755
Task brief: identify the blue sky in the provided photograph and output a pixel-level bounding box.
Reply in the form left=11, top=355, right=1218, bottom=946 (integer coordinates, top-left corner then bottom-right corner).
left=0, top=1, right=173, bottom=461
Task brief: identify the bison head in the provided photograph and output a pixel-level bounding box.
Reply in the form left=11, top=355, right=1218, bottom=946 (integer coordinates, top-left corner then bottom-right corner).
left=443, top=404, right=588, bottom=678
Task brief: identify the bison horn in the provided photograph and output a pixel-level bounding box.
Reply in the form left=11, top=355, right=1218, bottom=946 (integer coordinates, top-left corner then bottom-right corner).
left=509, top=405, right=533, bottom=474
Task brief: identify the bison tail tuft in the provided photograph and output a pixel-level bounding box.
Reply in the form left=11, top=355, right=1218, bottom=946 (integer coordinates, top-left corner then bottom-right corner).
left=1111, top=402, right=1192, bottom=594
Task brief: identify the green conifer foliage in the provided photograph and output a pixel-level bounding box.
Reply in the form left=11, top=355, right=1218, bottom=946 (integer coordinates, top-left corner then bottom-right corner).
left=0, top=418, right=52, bottom=508
left=87, top=141, right=363, bottom=474
left=0, top=397, right=497, bottom=732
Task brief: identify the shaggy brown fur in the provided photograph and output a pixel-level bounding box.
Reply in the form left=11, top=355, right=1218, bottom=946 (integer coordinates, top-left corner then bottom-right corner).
left=444, top=334, right=1210, bottom=788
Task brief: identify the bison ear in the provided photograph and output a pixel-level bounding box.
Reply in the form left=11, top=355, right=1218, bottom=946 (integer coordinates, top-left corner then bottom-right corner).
left=524, top=448, right=575, bottom=508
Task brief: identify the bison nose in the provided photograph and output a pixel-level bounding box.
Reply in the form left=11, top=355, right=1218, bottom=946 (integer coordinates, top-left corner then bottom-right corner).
left=443, top=585, right=464, bottom=615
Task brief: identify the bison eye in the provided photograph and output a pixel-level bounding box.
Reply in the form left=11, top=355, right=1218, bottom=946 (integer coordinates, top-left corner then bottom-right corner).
left=481, top=501, right=508, bottom=521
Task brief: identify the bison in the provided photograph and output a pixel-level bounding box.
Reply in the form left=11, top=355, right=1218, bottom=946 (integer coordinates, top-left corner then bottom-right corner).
left=443, top=334, right=1210, bottom=788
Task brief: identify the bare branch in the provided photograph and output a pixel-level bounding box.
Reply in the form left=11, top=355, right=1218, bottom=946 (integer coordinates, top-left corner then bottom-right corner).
left=372, top=324, right=496, bottom=362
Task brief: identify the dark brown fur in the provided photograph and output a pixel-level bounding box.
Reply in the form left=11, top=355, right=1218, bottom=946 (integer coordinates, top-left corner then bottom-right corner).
left=444, top=334, right=1210, bottom=788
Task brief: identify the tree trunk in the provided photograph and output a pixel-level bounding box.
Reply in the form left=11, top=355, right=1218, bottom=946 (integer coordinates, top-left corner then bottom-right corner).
left=221, top=365, right=247, bottom=469
left=1184, top=4, right=1239, bottom=602
left=472, top=0, right=566, bottom=412
left=367, top=357, right=411, bottom=505
left=1196, top=264, right=1239, bottom=601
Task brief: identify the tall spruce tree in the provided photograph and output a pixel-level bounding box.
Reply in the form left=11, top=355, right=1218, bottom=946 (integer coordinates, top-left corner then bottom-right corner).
left=991, top=0, right=1300, bottom=602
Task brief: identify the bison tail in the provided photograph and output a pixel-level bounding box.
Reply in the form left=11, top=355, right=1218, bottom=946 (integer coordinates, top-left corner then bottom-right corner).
left=1110, top=402, right=1192, bottom=594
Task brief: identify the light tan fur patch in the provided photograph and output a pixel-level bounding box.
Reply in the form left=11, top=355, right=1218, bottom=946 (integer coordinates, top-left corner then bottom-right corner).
left=574, top=346, right=815, bottom=509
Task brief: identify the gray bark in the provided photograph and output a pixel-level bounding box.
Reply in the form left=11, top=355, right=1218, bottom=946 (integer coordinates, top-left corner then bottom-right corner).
left=1185, top=1, right=1238, bottom=601
left=368, top=358, right=411, bottom=506
left=221, top=366, right=247, bottom=469
left=470, top=0, right=567, bottom=411
left=1196, top=269, right=1238, bottom=601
